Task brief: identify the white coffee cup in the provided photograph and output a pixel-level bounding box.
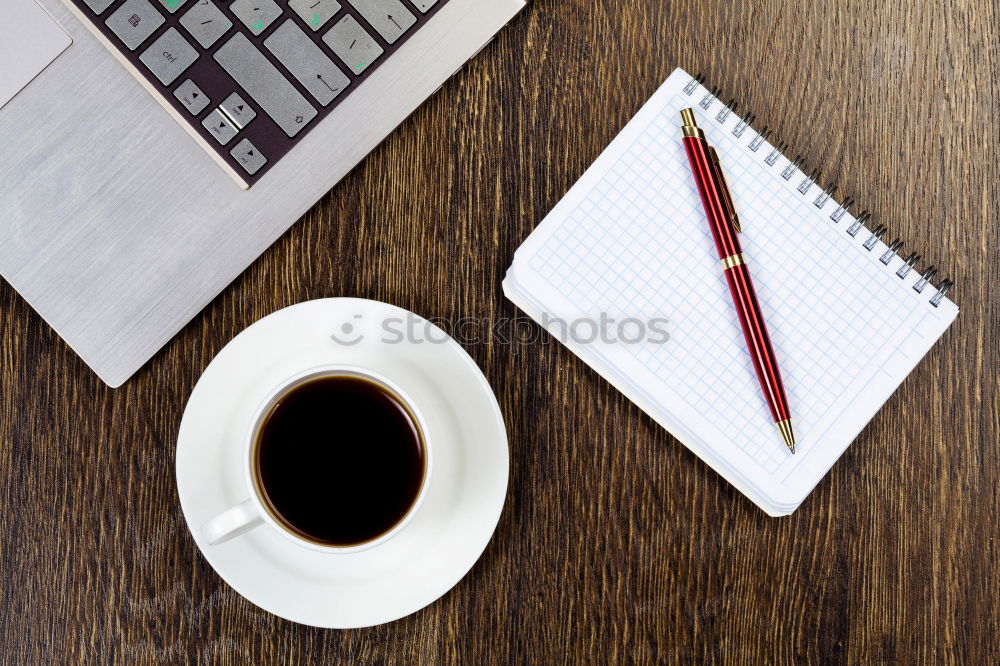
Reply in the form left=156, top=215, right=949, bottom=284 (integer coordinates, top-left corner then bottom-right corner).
left=202, top=364, right=433, bottom=553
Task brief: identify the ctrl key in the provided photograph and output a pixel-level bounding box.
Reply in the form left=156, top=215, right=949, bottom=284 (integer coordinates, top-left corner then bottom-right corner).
left=230, top=138, right=266, bottom=175
left=140, top=28, right=198, bottom=85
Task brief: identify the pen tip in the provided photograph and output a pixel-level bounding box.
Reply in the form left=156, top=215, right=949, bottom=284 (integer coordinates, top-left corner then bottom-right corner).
left=777, top=419, right=796, bottom=454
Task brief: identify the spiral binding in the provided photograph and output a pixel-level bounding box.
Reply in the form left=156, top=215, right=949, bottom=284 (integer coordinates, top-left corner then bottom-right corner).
left=682, top=74, right=955, bottom=308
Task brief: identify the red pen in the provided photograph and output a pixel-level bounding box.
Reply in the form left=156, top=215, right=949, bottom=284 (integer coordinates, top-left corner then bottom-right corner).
left=680, top=108, right=796, bottom=453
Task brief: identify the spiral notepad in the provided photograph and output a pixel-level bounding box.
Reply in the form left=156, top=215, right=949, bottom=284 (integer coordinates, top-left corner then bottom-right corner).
left=503, top=67, right=958, bottom=515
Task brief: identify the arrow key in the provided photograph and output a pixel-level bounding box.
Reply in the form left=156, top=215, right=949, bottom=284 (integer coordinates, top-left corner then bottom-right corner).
left=173, top=78, right=210, bottom=115
left=347, top=0, right=415, bottom=44
left=201, top=109, right=238, bottom=145
left=219, top=92, right=257, bottom=129
left=230, top=138, right=267, bottom=175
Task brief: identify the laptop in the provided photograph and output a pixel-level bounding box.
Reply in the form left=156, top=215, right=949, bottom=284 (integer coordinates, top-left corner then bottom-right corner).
left=0, top=0, right=525, bottom=386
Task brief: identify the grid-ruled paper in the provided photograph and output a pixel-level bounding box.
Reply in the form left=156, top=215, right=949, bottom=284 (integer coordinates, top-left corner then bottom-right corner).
left=504, top=68, right=958, bottom=514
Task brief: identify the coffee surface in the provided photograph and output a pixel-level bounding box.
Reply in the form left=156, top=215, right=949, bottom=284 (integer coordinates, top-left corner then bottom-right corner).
left=255, top=375, right=425, bottom=546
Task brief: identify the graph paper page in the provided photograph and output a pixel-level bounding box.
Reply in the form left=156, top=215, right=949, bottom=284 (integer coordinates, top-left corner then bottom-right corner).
left=504, top=68, right=958, bottom=512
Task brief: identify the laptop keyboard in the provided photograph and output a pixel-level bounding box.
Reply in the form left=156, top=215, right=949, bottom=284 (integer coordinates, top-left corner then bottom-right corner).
left=70, top=0, right=448, bottom=187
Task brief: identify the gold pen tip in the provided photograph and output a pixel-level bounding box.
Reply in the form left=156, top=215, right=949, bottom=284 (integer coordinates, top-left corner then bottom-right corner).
left=776, top=419, right=796, bottom=454
left=680, top=108, right=698, bottom=128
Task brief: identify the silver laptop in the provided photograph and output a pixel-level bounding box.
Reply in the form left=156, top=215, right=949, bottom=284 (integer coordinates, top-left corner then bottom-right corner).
left=0, top=0, right=524, bottom=386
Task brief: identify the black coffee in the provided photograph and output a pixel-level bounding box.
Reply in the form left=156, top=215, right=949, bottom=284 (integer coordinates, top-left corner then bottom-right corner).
left=254, top=375, right=426, bottom=546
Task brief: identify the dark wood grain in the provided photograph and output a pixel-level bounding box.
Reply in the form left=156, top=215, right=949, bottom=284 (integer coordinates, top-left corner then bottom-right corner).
left=2, top=0, right=998, bottom=662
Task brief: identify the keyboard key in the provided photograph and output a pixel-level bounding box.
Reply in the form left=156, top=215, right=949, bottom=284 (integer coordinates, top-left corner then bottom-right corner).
left=179, top=0, right=233, bottom=48
left=139, top=28, right=198, bottom=85
left=229, top=0, right=282, bottom=36
left=219, top=92, right=256, bottom=128
left=156, top=0, right=188, bottom=14
left=230, top=138, right=267, bottom=175
left=346, top=0, right=415, bottom=44
left=265, top=20, right=349, bottom=106
left=201, top=108, right=238, bottom=145
left=71, top=0, right=451, bottom=185
left=408, top=0, right=437, bottom=12
left=105, top=0, right=164, bottom=50
left=288, top=0, right=340, bottom=31
left=173, top=79, right=210, bottom=115
left=322, top=14, right=383, bottom=75
left=82, top=0, right=116, bottom=14
left=213, top=33, right=317, bottom=137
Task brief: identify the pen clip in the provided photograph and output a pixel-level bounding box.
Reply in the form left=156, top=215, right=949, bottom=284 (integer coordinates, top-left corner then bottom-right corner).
left=708, top=146, right=741, bottom=233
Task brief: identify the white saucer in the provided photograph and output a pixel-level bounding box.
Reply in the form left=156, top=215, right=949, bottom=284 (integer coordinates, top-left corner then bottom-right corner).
left=175, top=298, right=509, bottom=628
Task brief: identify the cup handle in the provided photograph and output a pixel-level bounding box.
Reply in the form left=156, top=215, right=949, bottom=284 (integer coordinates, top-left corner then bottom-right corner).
left=202, top=499, right=264, bottom=545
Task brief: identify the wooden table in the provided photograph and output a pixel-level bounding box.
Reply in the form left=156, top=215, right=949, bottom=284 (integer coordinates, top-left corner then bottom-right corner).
left=2, top=0, right=998, bottom=662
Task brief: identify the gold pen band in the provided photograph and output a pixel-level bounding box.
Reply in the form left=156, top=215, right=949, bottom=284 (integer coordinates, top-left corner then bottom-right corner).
left=721, top=253, right=745, bottom=270
left=680, top=109, right=705, bottom=138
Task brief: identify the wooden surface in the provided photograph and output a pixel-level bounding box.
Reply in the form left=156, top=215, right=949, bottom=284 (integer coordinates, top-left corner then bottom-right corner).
left=2, top=0, right=998, bottom=662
